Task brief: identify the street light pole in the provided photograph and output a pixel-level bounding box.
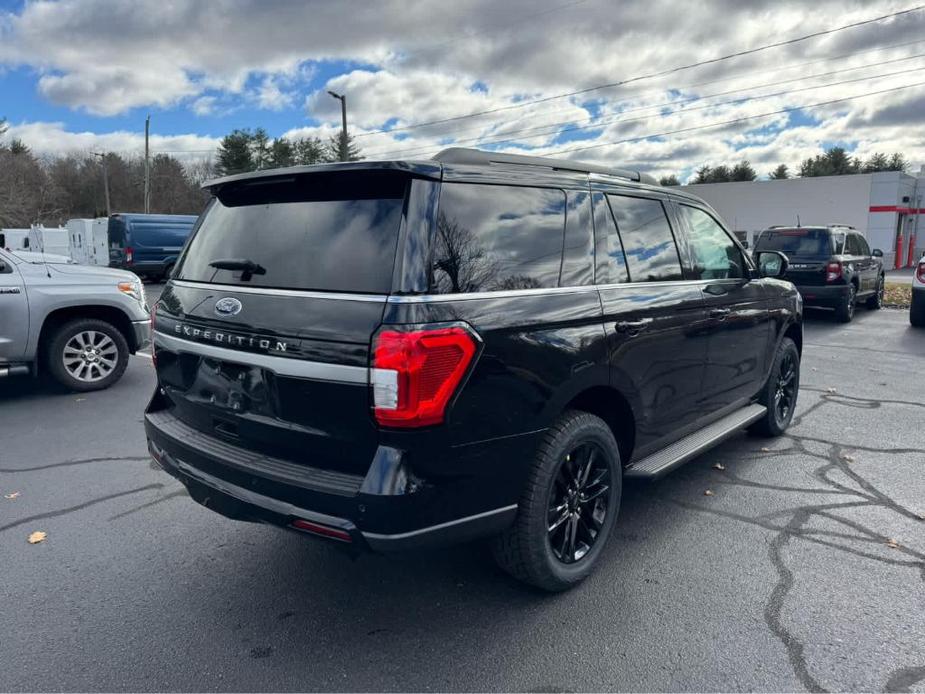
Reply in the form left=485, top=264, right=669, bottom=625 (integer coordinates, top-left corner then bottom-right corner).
left=327, top=90, right=348, bottom=162
left=144, top=114, right=150, bottom=214
left=92, top=152, right=111, bottom=218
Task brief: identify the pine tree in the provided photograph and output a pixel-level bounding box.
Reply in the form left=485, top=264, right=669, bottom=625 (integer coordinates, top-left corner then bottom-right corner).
left=659, top=174, right=679, bottom=186
left=730, top=160, right=757, bottom=181
left=267, top=138, right=294, bottom=169
left=292, top=136, right=326, bottom=165
left=325, top=131, right=362, bottom=162
left=215, top=129, right=255, bottom=176
left=769, top=164, right=789, bottom=180
left=250, top=128, right=271, bottom=169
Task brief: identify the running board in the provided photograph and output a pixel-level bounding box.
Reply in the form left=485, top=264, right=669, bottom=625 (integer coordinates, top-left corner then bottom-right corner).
left=624, top=404, right=766, bottom=479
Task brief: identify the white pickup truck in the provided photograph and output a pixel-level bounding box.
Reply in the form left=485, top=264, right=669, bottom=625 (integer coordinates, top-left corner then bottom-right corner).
left=0, top=246, right=150, bottom=391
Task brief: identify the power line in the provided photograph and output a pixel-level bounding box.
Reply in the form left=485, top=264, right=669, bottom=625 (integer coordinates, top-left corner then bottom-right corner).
left=545, top=80, right=925, bottom=157
left=366, top=51, right=925, bottom=158
left=354, top=3, right=925, bottom=139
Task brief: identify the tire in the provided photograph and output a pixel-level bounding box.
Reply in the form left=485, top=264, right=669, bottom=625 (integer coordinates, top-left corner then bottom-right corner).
left=45, top=318, right=129, bottom=392
left=911, top=290, right=925, bottom=328
left=834, top=283, right=856, bottom=322
left=866, top=275, right=884, bottom=310
left=491, top=410, right=622, bottom=592
left=748, top=337, right=800, bottom=437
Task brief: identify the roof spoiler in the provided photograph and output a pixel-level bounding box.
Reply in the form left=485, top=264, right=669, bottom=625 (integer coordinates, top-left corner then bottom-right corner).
left=433, top=147, right=659, bottom=186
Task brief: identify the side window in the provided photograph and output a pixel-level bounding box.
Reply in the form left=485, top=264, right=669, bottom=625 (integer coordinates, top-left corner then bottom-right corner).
left=560, top=190, right=594, bottom=287
left=606, top=194, right=683, bottom=282
left=831, top=232, right=846, bottom=255
left=591, top=192, right=628, bottom=284
left=857, top=235, right=871, bottom=256
left=845, top=233, right=862, bottom=256
left=432, top=183, right=567, bottom=293
left=678, top=205, right=745, bottom=280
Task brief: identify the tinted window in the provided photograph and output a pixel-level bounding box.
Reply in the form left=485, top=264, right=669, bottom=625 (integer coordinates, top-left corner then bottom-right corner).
left=856, top=235, right=871, bottom=256
left=679, top=205, right=744, bottom=280
left=606, top=195, right=683, bottom=282
left=560, top=190, right=594, bottom=287
left=432, top=183, right=566, bottom=293
left=175, top=172, right=406, bottom=293
left=131, top=220, right=196, bottom=247
left=845, top=233, right=863, bottom=256
left=755, top=229, right=832, bottom=256
left=831, top=231, right=846, bottom=254
left=591, top=192, right=628, bottom=284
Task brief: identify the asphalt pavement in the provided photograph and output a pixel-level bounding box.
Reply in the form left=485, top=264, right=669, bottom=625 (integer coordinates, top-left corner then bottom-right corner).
left=1, top=301, right=923, bottom=692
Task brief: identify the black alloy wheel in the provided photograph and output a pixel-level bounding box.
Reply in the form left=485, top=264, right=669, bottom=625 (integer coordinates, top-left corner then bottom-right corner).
left=547, top=443, right=611, bottom=564
left=773, top=349, right=798, bottom=427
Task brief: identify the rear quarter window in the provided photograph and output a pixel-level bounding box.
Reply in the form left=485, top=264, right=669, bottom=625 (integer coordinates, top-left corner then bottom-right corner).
left=431, top=183, right=567, bottom=293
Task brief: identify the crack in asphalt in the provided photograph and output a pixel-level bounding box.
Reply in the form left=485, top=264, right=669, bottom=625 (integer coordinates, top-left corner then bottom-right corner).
left=108, top=487, right=188, bottom=520
left=0, top=484, right=164, bottom=533
left=666, top=387, right=925, bottom=692
left=0, top=456, right=151, bottom=473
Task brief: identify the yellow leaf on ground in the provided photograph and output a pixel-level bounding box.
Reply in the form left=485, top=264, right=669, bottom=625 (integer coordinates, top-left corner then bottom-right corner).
left=4, top=491, right=20, bottom=499
left=885, top=538, right=900, bottom=549
left=826, top=387, right=837, bottom=394
left=27, top=531, right=46, bottom=544
left=712, top=463, right=725, bottom=471
left=841, top=454, right=855, bottom=463
left=704, top=489, right=715, bottom=496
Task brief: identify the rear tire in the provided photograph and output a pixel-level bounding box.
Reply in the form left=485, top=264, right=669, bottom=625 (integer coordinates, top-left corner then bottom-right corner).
left=45, top=318, right=129, bottom=392
left=749, top=337, right=800, bottom=437
left=911, top=291, right=925, bottom=328
left=834, top=284, right=856, bottom=323
left=866, top=275, right=884, bottom=310
left=491, top=410, right=622, bottom=592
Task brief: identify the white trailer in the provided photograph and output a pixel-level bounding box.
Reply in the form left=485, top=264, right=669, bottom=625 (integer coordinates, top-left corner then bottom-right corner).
left=0, top=228, right=31, bottom=251
left=28, top=225, right=70, bottom=259
left=66, top=218, right=109, bottom=266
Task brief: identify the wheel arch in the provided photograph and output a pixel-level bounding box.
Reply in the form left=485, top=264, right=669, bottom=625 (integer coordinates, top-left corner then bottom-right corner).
left=563, top=385, right=636, bottom=466
left=37, top=305, right=138, bottom=371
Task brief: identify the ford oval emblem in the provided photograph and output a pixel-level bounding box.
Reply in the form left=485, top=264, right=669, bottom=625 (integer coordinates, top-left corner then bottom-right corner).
left=214, top=297, right=242, bottom=317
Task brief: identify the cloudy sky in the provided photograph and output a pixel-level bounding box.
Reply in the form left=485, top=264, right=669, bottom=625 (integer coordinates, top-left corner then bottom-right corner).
left=1, top=0, right=924, bottom=181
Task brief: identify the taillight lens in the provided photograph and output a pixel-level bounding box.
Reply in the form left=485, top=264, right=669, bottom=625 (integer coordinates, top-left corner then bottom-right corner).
left=917, top=260, right=925, bottom=284
left=371, top=325, right=479, bottom=428
left=825, top=262, right=842, bottom=282
left=125, top=247, right=134, bottom=264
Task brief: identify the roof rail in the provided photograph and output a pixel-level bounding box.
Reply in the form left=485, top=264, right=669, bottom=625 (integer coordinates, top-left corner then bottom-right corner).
left=433, top=147, right=659, bottom=186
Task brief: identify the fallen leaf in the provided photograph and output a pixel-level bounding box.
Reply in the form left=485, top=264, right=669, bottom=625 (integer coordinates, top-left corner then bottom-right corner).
left=27, top=531, right=46, bottom=544
left=760, top=447, right=771, bottom=453
left=712, top=463, right=725, bottom=471
left=841, top=454, right=855, bottom=463
left=916, top=513, right=925, bottom=521
left=811, top=367, right=817, bottom=372
left=885, top=538, right=900, bottom=549
left=4, top=491, right=20, bottom=499
left=826, top=387, right=837, bottom=394
left=704, top=489, right=715, bottom=496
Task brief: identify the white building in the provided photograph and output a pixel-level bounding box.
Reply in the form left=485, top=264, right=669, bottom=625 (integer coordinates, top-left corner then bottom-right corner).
left=680, top=169, right=925, bottom=269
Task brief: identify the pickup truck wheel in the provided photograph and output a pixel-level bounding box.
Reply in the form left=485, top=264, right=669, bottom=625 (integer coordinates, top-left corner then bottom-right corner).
left=749, top=337, right=800, bottom=437
left=46, top=318, right=129, bottom=392
left=866, top=275, right=884, bottom=310
left=491, top=410, right=622, bottom=592
left=834, top=284, right=856, bottom=322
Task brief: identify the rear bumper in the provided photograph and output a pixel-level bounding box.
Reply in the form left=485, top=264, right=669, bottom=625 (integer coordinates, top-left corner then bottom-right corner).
left=794, top=283, right=849, bottom=306
left=144, top=405, right=522, bottom=552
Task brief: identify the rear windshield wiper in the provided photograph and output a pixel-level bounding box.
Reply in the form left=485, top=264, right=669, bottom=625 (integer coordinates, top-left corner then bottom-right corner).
left=208, top=258, right=266, bottom=281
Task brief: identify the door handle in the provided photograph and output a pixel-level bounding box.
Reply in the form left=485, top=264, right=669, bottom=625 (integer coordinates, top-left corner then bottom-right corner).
left=709, top=308, right=731, bottom=319
left=615, top=320, right=648, bottom=334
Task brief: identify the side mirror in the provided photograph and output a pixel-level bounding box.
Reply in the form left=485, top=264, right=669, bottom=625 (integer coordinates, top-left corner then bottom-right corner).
left=756, top=250, right=789, bottom=278
left=872, top=248, right=883, bottom=258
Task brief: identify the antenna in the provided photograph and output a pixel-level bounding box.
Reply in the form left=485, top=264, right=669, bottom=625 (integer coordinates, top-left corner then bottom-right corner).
left=38, top=228, right=51, bottom=278
left=796, top=214, right=801, bottom=228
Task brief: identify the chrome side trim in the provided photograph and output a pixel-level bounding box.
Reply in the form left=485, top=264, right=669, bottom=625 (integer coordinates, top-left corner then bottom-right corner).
left=387, top=279, right=721, bottom=303
left=169, top=280, right=387, bottom=303
left=154, top=331, right=375, bottom=384
left=361, top=504, right=518, bottom=541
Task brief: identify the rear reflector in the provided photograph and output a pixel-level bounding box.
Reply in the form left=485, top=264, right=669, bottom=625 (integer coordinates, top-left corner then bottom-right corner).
left=290, top=519, right=352, bottom=543
left=125, top=247, right=134, bottom=264
left=372, top=325, right=479, bottom=428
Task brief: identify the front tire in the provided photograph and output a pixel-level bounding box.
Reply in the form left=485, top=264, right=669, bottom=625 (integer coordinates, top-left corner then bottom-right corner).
left=866, top=275, right=884, bottom=310
left=46, top=318, right=129, bottom=392
left=835, top=284, right=856, bottom=322
left=492, top=410, right=622, bottom=592
left=911, top=290, right=925, bottom=328
left=749, top=337, right=800, bottom=437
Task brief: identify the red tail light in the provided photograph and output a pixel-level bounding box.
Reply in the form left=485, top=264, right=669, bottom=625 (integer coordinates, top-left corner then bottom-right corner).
left=372, top=325, right=479, bottom=428
left=125, top=247, right=134, bottom=264
left=917, top=260, right=925, bottom=284
left=825, top=262, right=842, bottom=283
left=290, top=519, right=352, bottom=543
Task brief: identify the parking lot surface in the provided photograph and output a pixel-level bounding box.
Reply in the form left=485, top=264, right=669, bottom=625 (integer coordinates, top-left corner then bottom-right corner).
left=2, top=305, right=923, bottom=692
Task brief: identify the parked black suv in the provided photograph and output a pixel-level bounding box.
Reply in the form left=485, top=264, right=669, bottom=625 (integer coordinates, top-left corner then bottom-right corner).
left=753, top=225, right=884, bottom=322
left=145, top=149, right=802, bottom=591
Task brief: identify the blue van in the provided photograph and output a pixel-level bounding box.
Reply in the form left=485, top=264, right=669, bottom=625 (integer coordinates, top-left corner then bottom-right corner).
left=108, top=213, right=198, bottom=281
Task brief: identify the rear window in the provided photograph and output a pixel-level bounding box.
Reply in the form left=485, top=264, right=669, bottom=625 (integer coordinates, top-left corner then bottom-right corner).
left=755, top=229, right=832, bottom=256
left=431, top=183, right=567, bottom=293
left=606, top=194, right=683, bottom=282
left=175, top=171, right=406, bottom=293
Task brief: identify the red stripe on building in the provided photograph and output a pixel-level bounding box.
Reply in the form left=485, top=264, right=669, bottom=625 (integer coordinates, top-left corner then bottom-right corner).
left=869, top=205, right=924, bottom=213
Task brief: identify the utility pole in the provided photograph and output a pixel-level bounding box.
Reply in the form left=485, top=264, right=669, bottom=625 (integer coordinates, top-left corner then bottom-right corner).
left=144, top=114, right=150, bottom=214
left=327, top=90, right=348, bottom=162
left=92, top=152, right=111, bottom=217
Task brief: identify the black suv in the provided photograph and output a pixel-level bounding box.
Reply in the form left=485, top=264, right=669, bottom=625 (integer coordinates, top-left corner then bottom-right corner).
left=753, top=225, right=884, bottom=322
left=145, top=149, right=802, bottom=591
